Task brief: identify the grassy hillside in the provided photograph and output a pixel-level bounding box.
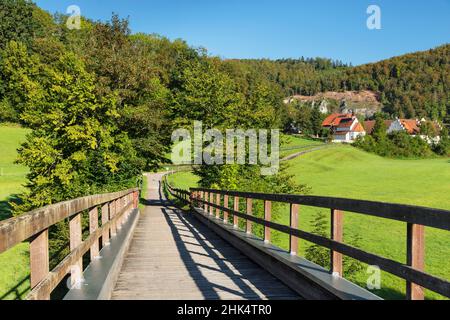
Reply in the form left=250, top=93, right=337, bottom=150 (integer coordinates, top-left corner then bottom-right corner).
left=280, top=135, right=325, bottom=158
left=168, top=143, right=450, bottom=299
left=285, top=145, right=450, bottom=300
left=167, top=171, right=199, bottom=190
left=287, top=145, right=450, bottom=210
left=0, top=126, right=29, bottom=204
left=0, top=125, right=30, bottom=300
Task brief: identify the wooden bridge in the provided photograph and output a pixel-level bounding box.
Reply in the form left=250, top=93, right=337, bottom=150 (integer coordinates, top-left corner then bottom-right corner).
left=0, top=172, right=449, bottom=300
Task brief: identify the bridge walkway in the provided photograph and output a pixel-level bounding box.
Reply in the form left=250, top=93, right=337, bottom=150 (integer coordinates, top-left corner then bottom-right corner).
left=111, top=173, right=299, bottom=300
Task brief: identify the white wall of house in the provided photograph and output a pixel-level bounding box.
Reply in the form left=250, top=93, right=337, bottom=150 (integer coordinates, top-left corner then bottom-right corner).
left=332, top=133, right=349, bottom=143
left=350, top=131, right=365, bottom=140
left=386, top=119, right=441, bottom=145
left=387, top=119, right=405, bottom=134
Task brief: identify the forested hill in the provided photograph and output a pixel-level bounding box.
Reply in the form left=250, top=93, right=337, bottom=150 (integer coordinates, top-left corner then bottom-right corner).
left=228, top=44, right=450, bottom=122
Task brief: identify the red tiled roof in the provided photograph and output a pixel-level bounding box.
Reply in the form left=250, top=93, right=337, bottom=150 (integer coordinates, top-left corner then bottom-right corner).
left=337, top=119, right=354, bottom=128
left=353, top=122, right=365, bottom=133
left=363, top=121, right=376, bottom=134
left=400, top=119, right=420, bottom=135
left=322, top=114, right=353, bottom=127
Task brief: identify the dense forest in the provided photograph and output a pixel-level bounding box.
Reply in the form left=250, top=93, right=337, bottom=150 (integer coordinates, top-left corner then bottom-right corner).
left=230, top=44, right=449, bottom=122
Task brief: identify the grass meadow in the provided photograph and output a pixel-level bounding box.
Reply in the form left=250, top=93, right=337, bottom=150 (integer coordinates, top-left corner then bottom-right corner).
left=0, top=125, right=31, bottom=300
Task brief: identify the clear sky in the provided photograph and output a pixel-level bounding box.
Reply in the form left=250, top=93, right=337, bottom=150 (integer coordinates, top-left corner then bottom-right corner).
left=34, top=0, right=450, bottom=66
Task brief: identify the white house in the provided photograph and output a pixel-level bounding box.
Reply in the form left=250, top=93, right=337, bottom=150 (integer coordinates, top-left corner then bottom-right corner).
left=322, top=114, right=366, bottom=143
left=364, top=118, right=442, bottom=145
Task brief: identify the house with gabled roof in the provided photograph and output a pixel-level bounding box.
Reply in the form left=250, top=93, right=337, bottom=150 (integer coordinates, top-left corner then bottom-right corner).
left=363, top=118, right=442, bottom=144
left=322, top=113, right=366, bottom=143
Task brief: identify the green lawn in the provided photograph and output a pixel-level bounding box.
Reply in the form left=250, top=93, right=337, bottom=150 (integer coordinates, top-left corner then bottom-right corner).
left=167, top=171, right=199, bottom=190
left=280, top=134, right=325, bottom=158
left=0, top=125, right=31, bottom=300
left=285, top=145, right=450, bottom=300
left=168, top=144, right=450, bottom=300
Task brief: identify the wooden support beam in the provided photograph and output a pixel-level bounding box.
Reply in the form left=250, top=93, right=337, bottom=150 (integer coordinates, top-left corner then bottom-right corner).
left=209, top=193, right=214, bottom=216
left=233, top=197, right=240, bottom=228
left=216, top=194, right=221, bottom=219
left=101, top=203, right=110, bottom=247
left=264, top=201, right=272, bottom=243
left=89, top=207, right=100, bottom=260
left=246, top=198, right=253, bottom=234
left=331, top=209, right=343, bottom=276
left=290, top=204, right=299, bottom=256
left=199, top=191, right=203, bottom=208
left=197, top=191, right=201, bottom=207
left=30, top=229, right=49, bottom=295
left=204, top=192, right=209, bottom=212
left=69, top=213, right=82, bottom=287
left=133, top=191, right=137, bottom=209
left=117, top=197, right=124, bottom=229
left=407, top=223, right=425, bottom=300
left=110, top=201, right=117, bottom=237
left=223, top=195, right=229, bottom=223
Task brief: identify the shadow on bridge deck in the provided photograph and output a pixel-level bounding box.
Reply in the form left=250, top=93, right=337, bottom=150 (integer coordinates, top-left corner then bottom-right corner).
left=111, top=173, right=299, bottom=300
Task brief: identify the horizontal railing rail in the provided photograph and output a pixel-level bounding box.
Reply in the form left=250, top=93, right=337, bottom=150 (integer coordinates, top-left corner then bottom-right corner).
left=164, top=178, right=450, bottom=300
left=190, top=188, right=450, bottom=231
left=0, top=188, right=140, bottom=300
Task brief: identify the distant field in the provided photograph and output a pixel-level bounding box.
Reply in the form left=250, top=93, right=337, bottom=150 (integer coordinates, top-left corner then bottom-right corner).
left=167, top=171, right=199, bottom=190
left=168, top=142, right=450, bottom=300
left=0, top=125, right=30, bottom=300
left=286, top=145, right=450, bottom=300
left=280, top=135, right=325, bottom=158
left=0, top=126, right=29, bottom=202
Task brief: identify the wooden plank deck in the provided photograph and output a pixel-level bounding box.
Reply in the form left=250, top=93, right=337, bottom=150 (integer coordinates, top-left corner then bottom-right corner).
left=111, top=173, right=300, bottom=300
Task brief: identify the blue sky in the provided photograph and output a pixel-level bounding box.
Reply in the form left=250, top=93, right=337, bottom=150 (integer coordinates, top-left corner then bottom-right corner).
left=35, top=0, right=450, bottom=65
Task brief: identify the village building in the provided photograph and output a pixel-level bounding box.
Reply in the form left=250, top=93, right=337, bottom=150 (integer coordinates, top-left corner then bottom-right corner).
left=322, top=113, right=366, bottom=143
left=363, top=118, right=442, bottom=144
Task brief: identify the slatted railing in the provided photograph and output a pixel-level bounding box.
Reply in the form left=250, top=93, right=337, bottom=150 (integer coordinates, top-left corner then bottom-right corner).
left=0, top=188, right=139, bottom=300
left=164, top=178, right=450, bottom=300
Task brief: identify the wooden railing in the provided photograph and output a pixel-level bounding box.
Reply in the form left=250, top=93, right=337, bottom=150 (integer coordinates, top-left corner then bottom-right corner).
left=0, top=188, right=139, bottom=300
left=164, top=179, right=450, bottom=300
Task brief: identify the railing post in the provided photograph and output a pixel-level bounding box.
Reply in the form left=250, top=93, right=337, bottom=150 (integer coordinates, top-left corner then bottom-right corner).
left=406, top=223, right=425, bottom=300
left=209, top=193, right=214, bottom=216
left=119, top=195, right=126, bottom=228
left=134, top=190, right=139, bottom=209
left=89, top=207, right=100, bottom=260
left=69, top=213, right=83, bottom=286
left=110, top=200, right=117, bottom=237
left=117, top=198, right=123, bottom=230
left=233, top=197, right=240, bottom=228
left=30, top=229, right=49, bottom=298
left=216, top=194, right=221, bottom=219
left=246, top=198, right=253, bottom=234
left=290, top=204, right=299, bottom=256
left=264, top=201, right=271, bottom=243
left=223, top=195, right=229, bottom=223
left=101, top=203, right=110, bottom=247
left=331, top=209, right=343, bottom=277
left=204, top=192, right=209, bottom=212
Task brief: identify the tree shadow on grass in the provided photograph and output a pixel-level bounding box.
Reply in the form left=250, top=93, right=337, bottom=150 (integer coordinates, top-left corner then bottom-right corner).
left=0, top=194, right=23, bottom=221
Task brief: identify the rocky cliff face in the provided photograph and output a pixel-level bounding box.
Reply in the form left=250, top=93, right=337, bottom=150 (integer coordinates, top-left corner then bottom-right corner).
left=285, top=90, right=382, bottom=118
